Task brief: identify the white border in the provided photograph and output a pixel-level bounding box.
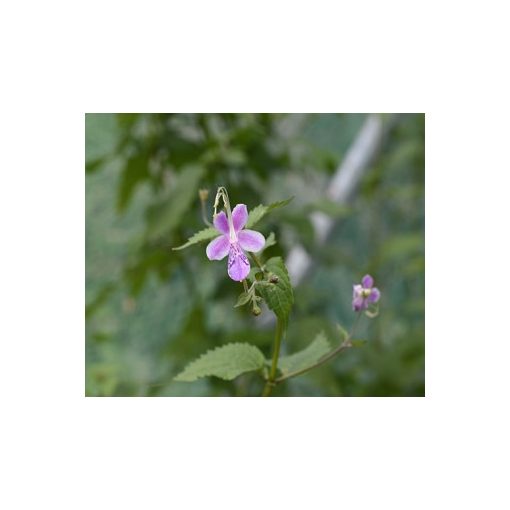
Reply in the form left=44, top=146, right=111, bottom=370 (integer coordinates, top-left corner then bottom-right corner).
left=2, top=1, right=509, bottom=508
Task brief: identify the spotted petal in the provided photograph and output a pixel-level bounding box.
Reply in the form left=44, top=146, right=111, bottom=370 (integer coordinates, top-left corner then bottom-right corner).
left=206, top=235, right=230, bottom=260
left=227, top=243, right=251, bottom=281
left=213, top=211, right=229, bottom=235
left=238, top=229, right=265, bottom=252
left=232, top=204, right=248, bottom=232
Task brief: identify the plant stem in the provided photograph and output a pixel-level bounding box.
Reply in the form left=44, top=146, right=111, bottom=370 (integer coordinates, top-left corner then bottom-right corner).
left=250, top=252, right=265, bottom=272
left=275, top=312, right=363, bottom=384
left=200, top=199, right=212, bottom=227
left=261, top=318, right=284, bottom=396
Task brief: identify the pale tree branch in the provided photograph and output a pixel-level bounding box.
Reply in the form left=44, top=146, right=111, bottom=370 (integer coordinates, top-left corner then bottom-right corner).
left=286, top=113, right=397, bottom=285
left=258, top=113, right=397, bottom=328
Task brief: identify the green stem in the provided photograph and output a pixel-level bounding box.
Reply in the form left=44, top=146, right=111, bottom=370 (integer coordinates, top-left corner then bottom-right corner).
left=200, top=199, right=212, bottom=227
left=275, top=312, right=363, bottom=384
left=249, top=252, right=265, bottom=272
left=261, top=318, right=284, bottom=397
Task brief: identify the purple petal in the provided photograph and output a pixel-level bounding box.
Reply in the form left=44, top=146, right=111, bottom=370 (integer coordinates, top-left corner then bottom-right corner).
left=352, top=296, right=366, bottom=312
left=213, top=211, right=229, bottom=235
left=232, top=204, right=248, bottom=232
left=353, top=284, right=363, bottom=299
left=362, top=274, right=374, bottom=288
left=227, top=243, right=251, bottom=281
left=368, top=287, right=380, bottom=303
left=206, top=235, right=230, bottom=260
left=238, top=229, right=265, bottom=252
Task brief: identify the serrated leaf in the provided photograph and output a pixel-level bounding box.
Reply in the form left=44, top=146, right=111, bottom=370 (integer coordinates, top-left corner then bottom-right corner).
left=246, top=197, right=293, bottom=229
left=174, top=343, right=265, bottom=382
left=173, top=227, right=218, bottom=251
left=257, top=257, right=293, bottom=324
left=278, top=332, right=331, bottom=376
left=234, top=292, right=251, bottom=308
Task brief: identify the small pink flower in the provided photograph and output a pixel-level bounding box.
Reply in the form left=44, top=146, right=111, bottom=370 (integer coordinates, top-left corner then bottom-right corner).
left=352, top=274, right=381, bottom=311
left=206, top=204, right=265, bottom=281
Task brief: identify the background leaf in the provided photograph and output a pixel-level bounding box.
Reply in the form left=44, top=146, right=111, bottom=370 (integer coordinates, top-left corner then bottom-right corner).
left=306, top=200, right=351, bottom=218
left=278, top=332, right=331, bottom=376
left=117, top=153, right=150, bottom=212
left=145, top=165, right=206, bottom=241
left=260, top=231, right=276, bottom=252
left=174, top=343, right=265, bottom=382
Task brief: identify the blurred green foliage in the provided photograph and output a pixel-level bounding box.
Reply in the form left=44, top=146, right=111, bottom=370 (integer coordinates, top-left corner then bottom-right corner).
left=85, top=113, right=425, bottom=397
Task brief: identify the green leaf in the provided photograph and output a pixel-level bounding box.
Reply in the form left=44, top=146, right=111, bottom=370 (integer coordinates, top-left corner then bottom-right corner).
left=86, top=158, right=105, bottom=174
left=85, top=283, right=116, bottom=320
left=379, top=233, right=424, bottom=264
left=146, top=165, right=206, bottom=241
left=234, top=292, right=251, bottom=308
left=174, top=343, right=265, bottom=382
left=246, top=197, right=293, bottom=229
left=350, top=339, right=367, bottom=348
left=278, top=332, right=331, bottom=376
left=173, top=227, right=218, bottom=251
left=257, top=257, right=294, bottom=324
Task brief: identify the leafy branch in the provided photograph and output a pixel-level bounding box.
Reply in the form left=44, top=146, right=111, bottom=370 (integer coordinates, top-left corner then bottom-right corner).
left=171, top=187, right=378, bottom=396
left=274, top=313, right=362, bottom=384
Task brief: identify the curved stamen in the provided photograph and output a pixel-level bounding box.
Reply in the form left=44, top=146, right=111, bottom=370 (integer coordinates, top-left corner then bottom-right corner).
left=214, top=187, right=237, bottom=242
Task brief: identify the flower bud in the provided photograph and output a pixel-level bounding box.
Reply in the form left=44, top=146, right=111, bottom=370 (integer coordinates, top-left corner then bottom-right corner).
left=198, top=189, right=209, bottom=202
left=252, top=304, right=262, bottom=316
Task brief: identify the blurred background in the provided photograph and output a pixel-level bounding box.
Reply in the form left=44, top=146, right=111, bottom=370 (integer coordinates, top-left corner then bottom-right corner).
left=85, top=113, right=424, bottom=397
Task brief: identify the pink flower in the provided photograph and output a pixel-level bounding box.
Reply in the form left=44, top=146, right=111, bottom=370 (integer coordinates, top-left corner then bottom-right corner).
left=206, top=204, right=265, bottom=281
left=352, top=274, right=381, bottom=311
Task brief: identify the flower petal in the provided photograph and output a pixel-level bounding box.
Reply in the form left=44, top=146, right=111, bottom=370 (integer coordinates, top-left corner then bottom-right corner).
left=213, top=211, right=229, bottom=235
left=206, top=235, right=230, bottom=260
left=227, top=244, right=251, bottom=281
left=353, top=284, right=363, bottom=299
left=368, top=287, right=380, bottom=303
left=362, top=274, right=374, bottom=288
left=232, top=204, right=248, bottom=232
left=352, top=296, right=366, bottom=312
left=238, top=229, right=265, bottom=252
